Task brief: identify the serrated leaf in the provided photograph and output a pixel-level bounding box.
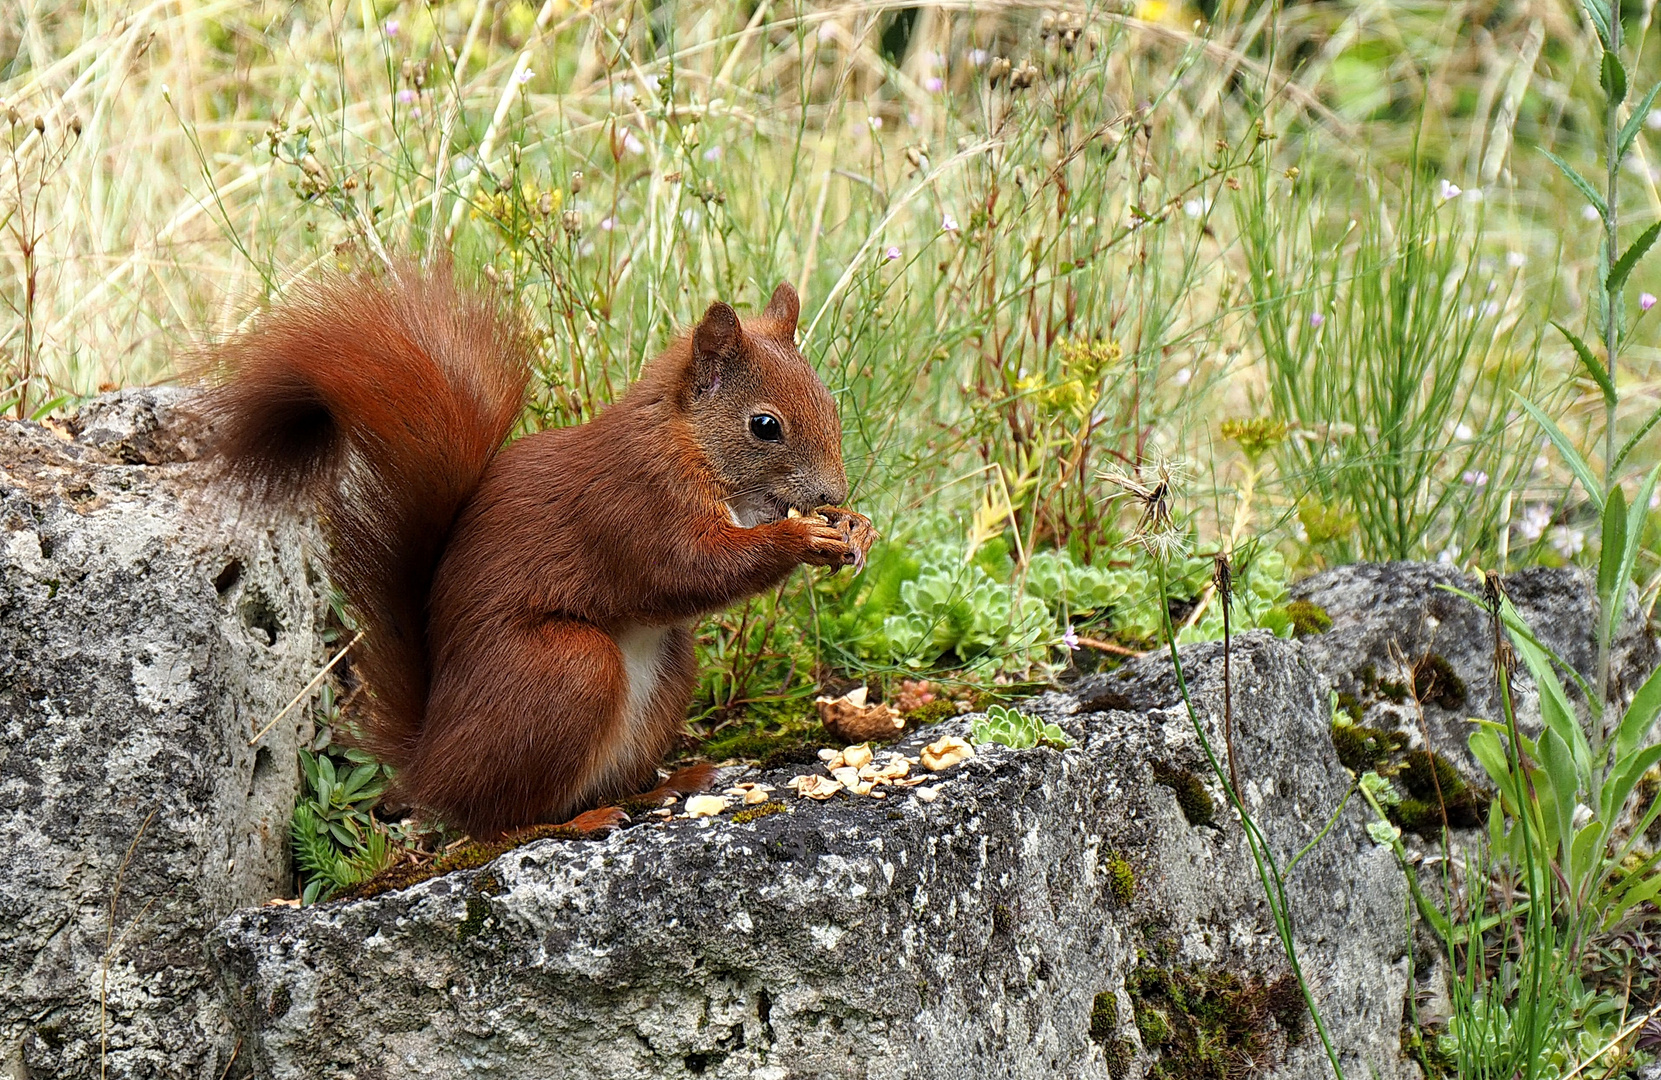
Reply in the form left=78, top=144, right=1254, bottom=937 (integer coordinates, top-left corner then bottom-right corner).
left=1514, top=393, right=1606, bottom=511
left=1542, top=148, right=1608, bottom=219
left=1553, top=321, right=1617, bottom=406
left=1582, top=0, right=1613, bottom=46
left=1603, top=50, right=1629, bottom=103
left=1621, top=82, right=1661, bottom=160
left=1599, top=484, right=1628, bottom=605
left=1612, top=399, right=1661, bottom=472
left=1609, top=220, right=1661, bottom=293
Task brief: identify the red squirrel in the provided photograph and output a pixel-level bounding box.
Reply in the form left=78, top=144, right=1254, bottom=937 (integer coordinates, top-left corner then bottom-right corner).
left=202, top=264, right=875, bottom=837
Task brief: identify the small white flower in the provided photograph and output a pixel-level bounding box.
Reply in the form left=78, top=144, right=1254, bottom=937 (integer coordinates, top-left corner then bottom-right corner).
left=1173, top=367, right=1192, bottom=386
left=623, top=132, right=645, bottom=154
left=1648, top=108, right=1661, bottom=130
left=599, top=216, right=616, bottom=231
left=1517, top=503, right=1552, bottom=542
left=1507, top=250, right=1526, bottom=268
left=703, top=146, right=723, bottom=161
left=396, top=89, right=416, bottom=105
left=1583, top=204, right=1603, bottom=222
left=867, top=115, right=883, bottom=131
left=968, top=48, right=990, bottom=66
left=1643, top=293, right=1657, bottom=312
left=941, top=212, right=959, bottom=232
left=1437, top=545, right=1461, bottom=564
left=1455, top=423, right=1473, bottom=440
left=1182, top=197, right=1211, bottom=218
left=1549, top=526, right=1586, bottom=558
left=1461, top=470, right=1489, bottom=487
left=517, top=68, right=534, bottom=85
left=1062, top=625, right=1080, bottom=651
left=1438, top=178, right=1462, bottom=201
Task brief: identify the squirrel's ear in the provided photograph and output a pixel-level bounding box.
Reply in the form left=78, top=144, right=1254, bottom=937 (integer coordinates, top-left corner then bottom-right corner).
left=692, top=301, right=741, bottom=394
left=763, top=282, right=799, bottom=335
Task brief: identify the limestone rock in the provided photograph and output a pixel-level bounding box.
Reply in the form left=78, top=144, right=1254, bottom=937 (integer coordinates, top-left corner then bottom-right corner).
left=1290, top=562, right=1659, bottom=777
left=0, top=390, right=324, bottom=1079
left=213, top=634, right=1414, bottom=1080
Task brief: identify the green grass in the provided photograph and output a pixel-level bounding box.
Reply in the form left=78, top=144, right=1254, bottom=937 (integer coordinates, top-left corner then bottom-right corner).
left=7, top=2, right=1661, bottom=1074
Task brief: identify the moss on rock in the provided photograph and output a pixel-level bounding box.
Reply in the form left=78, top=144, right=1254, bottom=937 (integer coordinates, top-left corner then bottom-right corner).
left=1151, top=762, right=1215, bottom=828
left=1285, top=599, right=1333, bottom=637
left=1126, top=964, right=1301, bottom=1079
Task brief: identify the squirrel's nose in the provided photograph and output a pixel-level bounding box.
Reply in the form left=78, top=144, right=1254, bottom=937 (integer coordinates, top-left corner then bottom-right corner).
left=816, top=477, right=848, bottom=508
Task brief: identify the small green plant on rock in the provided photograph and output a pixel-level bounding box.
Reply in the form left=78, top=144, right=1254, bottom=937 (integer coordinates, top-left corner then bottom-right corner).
left=971, top=703, right=1075, bottom=750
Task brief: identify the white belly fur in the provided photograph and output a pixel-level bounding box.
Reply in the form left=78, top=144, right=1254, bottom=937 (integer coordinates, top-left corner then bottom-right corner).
left=583, top=621, right=675, bottom=795
left=615, top=622, right=672, bottom=736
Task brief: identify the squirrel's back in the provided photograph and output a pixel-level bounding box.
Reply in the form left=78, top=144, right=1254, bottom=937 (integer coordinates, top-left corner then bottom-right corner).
left=200, top=264, right=534, bottom=763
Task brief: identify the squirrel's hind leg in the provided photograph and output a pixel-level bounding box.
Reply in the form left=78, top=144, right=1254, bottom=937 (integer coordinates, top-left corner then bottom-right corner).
left=410, top=618, right=638, bottom=839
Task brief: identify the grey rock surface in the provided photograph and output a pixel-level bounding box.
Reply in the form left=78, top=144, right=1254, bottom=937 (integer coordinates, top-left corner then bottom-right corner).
left=1290, top=562, right=1659, bottom=779
left=213, top=634, right=1414, bottom=1080
left=1, top=390, right=324, bottom=1080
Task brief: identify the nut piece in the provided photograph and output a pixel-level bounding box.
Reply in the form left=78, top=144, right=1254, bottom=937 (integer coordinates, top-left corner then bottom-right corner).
left=920, top=736, right=974, bottom=772
left=684, top=794, right=729, bottom=818
left=817, top=687, right=905, bottom=744
left=842, top=743, right=874, bottom=769
left=793, top=774, right=842, bottom=800
left=744, top=787, right=770, bottom=805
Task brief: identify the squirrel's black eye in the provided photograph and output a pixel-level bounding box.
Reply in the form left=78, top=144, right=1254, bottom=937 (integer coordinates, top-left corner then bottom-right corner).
left=749, top=413, right=783, bottom=442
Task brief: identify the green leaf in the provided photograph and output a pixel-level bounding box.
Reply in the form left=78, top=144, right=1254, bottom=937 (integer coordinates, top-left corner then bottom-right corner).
left=1599, top=484, right=1628, bottom=606
left=1603, top=49, right=1629, bottom=103
left=1616, top=659, right=1661, bottom=761
left=1608, top=220, right=1661, bottom=294
left=1605, top=743, right=1661, bottom=825
left=1612, top=398, right=1661, bottom=472
left=1510, top=628, right=1593, bottom=772
left=1608, top=464, right=1661, bottom=653
left=1572, top=818, right=1607, bottom=886
left=1618, top=82, right=1661, bottom=159
left=1541, top=148, right=1608, bottom=219
left=1539, top=727, right=1580, bottom=854
left=1514, top=393, right=1606, bottom=511
left=1553, top=322, right=1617, bottom=406
left=1581, top=0, right=1613, bottom=46
left=1469, top=727, right=1523, bottom=810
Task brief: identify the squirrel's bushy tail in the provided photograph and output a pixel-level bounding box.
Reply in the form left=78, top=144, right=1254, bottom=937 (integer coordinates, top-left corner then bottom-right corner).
left=201, top=263, right=534, bottom=765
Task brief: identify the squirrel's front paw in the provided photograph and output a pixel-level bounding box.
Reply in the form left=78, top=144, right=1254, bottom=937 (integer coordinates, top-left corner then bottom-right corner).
left=779, top=515, right=859, bottom=568
left=816, top=507, right=878, bottom=571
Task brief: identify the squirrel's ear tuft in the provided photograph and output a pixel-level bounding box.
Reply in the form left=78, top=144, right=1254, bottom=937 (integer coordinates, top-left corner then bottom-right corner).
left=692, top=301, right=741, bottom=394
left=763, top=282, right=799, bottom=335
